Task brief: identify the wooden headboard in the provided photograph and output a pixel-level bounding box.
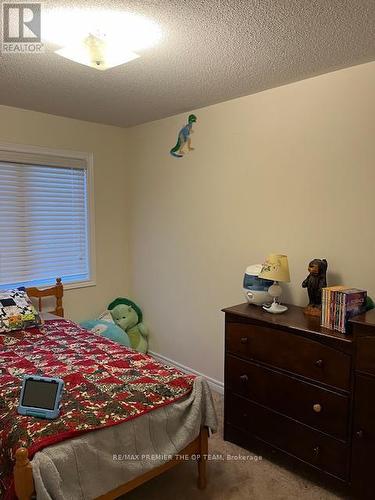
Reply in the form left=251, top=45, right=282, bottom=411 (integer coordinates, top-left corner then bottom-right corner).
left=26, top=278, right=64, bottom=318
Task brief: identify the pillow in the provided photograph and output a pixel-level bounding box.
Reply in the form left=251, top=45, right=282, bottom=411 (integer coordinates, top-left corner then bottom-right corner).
left=0, top=289, right=41, bottom=333
left=80, top=319, right=131, bottom=347
left=97, top=310, right=115, bottom=324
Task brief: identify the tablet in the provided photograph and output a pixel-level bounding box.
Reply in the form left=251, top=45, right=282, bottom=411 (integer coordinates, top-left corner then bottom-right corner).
left=18, top=375, right=64, bottom=419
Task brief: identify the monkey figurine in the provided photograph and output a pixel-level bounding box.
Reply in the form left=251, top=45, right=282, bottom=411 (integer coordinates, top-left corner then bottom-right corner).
left=302, top=259, right=328, bottom=316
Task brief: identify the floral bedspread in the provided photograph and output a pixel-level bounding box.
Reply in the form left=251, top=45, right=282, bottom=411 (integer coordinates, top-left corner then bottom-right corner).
left=0, top=319, right=195, bottom=497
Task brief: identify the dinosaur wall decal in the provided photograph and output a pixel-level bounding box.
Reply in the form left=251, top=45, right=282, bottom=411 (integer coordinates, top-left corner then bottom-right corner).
left=170, top=114, right=197, bottom=158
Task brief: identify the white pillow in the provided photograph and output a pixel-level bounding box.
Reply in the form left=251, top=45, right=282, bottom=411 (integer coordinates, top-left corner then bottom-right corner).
left=97, top=310, right=115, bottom=323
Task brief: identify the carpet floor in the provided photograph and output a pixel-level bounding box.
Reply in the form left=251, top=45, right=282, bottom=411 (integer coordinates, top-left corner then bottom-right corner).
left=120, top=391, right=346, bottom=500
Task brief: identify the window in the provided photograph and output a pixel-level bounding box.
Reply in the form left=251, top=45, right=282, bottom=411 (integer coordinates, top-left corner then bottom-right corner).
left=0, top=144, right=95, bottom=290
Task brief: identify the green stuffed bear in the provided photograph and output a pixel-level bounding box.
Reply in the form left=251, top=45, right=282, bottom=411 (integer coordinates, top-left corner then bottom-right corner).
left=108, top=298, right=149, bottom=353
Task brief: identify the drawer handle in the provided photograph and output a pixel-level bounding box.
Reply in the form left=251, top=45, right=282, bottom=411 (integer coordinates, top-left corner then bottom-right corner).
left=356, top=430, right=364, bottom=439
left=315, top=359, right=324, bottom=368
left=313, top=446, right=320, bottom=457
left=240, top=374, right=249, bottom=384
left=313, top=403, right=322, bottom=413
left=240, top=337, right=248, bottom=344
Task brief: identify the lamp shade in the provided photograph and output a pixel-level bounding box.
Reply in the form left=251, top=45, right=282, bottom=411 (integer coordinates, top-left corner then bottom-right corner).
left=259, top=254, right=290, bottom=283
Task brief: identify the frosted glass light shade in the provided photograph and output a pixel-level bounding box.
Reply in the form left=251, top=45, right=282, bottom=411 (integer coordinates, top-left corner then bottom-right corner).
left=268, top=282, right=282, bottom=300
left=55, top=34, right=139, bottom=71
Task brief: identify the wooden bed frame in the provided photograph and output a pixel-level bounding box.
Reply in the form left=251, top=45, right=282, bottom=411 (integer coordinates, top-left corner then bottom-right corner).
left=12, top=280, right=209, bottom=499
left=26, top=277, right=64, bottom=318
left=14, top=427, right=209, bottom=500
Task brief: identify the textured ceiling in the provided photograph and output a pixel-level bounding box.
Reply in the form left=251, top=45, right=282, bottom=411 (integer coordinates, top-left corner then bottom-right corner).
left=0, top=0, right=374, bottom=127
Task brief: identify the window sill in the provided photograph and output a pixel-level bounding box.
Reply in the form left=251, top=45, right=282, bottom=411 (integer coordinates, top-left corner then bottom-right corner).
left=63, top=280, right=96, bottom=291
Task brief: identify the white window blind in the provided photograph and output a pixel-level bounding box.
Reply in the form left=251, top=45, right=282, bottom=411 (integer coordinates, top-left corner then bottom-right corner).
left=0, top=148, right=92, bottom=289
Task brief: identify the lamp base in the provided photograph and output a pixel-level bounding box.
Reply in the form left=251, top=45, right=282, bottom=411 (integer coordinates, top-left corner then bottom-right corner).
left=263, top=301, right=288, bottom=314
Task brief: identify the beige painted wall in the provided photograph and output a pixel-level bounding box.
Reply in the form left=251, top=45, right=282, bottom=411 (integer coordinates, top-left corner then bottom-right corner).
left=0, top=105, right=130, bottom=322
left=128, top=61, right=375, bottom=384
left=1, top=61, right=374, bottom=383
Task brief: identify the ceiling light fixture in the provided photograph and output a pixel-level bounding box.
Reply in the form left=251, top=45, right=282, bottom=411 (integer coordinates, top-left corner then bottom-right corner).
left=43, top=9, right=162, bottom=70
left=55, top=33, right=140, bottom=71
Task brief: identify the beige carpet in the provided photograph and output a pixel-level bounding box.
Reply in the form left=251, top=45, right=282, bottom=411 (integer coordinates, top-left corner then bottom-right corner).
left=120, top=391, right=345, bottom=500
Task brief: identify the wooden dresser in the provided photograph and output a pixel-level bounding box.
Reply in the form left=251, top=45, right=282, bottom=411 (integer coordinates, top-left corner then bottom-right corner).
left=223, top=303, right=375, bottom=498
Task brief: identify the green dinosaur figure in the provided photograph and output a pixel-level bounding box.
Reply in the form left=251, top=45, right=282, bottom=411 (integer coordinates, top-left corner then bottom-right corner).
left=170, top=114, right=197, bottom=158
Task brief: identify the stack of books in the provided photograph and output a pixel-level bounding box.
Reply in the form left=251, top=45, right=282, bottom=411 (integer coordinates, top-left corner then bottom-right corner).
left=321, top=286, right=367, bottom=333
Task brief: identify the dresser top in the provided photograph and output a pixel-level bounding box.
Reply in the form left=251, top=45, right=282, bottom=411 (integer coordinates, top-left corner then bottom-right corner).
left=349, top=307, right=375, bottom=327
left=222, top=303, right=353, bottom=345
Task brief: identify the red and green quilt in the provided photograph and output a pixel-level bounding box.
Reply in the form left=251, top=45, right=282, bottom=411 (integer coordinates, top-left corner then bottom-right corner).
left=0, top=319, right=195, bottom=498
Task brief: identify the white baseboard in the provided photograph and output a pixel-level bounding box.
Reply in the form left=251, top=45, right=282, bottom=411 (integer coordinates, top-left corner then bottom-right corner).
left=148, top=350, right=224, bottom=395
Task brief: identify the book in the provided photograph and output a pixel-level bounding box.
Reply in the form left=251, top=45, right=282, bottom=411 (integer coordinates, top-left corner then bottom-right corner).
left=321, top=286, right=348, bottom=328
left=333, top=290, right=340, bottom=330
left=322, top=288, right=327, bottom=327
left=338, top=289, right=367, bottom=333
left=320, top=285, right=349, bottom=330
left=339, top=291, right=345, bottom=331
left=329, top=290, right=339, bottom=330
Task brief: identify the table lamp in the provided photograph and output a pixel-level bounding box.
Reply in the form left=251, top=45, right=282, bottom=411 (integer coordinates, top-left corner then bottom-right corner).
left=258, top=254, right=290, bottom=313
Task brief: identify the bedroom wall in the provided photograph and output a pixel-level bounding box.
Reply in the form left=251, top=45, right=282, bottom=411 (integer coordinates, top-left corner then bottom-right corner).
left=127, top=61, right=375, bottom=386
left=0, top=105, right=130, bottom=322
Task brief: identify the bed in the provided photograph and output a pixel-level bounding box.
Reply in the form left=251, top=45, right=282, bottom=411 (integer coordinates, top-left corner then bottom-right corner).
left=0, top=280, right=217, bottom=500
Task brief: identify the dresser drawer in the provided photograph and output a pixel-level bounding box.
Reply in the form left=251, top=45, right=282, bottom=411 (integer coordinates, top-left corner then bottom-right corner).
left=226, top=355, right=349, bottom=440
left=226, top=393, right=348, bottom=480
left=351, top=374, right=375, bottom=497
left=356, top=336, right=375, bottom=376
left=226, top=322, right=351, bottom=390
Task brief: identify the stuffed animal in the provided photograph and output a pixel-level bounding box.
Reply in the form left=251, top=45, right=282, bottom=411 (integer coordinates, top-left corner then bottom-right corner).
left=108, top=298, right=149, bottom=353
